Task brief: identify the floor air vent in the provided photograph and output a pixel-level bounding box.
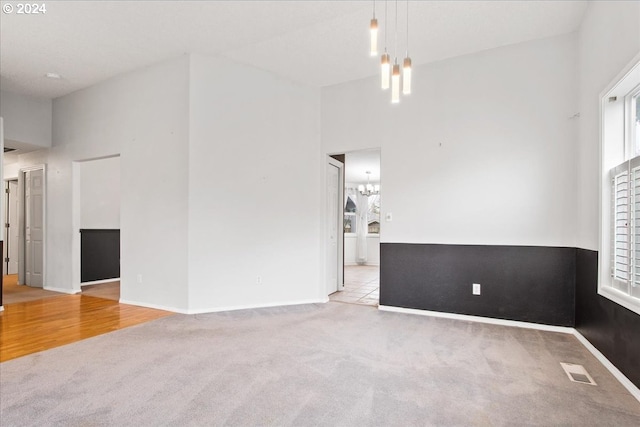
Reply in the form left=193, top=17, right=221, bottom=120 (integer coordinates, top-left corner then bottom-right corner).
left=560, top=363, right=597, bottom=386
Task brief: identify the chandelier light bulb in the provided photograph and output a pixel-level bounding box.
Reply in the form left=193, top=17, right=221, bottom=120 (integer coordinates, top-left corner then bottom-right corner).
left=370, top=18, right=378, bottom=56
left=403, top=57, right=412, bottom=95
left=381, top=53, right=391, bottom=90
left=391, top=63, right=401, bottom=103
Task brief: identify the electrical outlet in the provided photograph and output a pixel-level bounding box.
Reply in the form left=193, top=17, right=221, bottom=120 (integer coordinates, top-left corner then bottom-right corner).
left=385, top=212, right=393, bottom=222
left=137, top=274, right=143, bottom=284
left=472, top=283, right=481, bottom=295
left=256, top=276, right=262, bottom=285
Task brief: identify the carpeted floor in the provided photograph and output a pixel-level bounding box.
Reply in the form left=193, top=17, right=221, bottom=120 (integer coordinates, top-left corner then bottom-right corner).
left=1, top=275, right=66, bottom=304
left=1, top=302, right=639, bottom=426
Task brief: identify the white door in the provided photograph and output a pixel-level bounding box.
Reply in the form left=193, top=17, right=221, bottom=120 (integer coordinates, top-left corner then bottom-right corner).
left=327, top=161, right=341, bottom=295
left=25, top=169, right=44, bottom=287
left=4, top=180, right=19, bottom=274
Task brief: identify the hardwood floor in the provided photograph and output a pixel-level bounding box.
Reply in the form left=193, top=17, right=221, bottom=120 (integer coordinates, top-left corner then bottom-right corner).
left=0, top=293, right=174, bottom=362
left=81, top=281, right=120, bottom=301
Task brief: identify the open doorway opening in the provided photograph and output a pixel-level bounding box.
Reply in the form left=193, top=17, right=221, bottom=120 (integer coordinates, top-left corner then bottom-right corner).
left=75, top=156, right=121, bottom=302
left=2, top=142, right=55, bottom=304
left=329, top=149, right=380, bottom=306
left=1, top=164, right=47, bottom=293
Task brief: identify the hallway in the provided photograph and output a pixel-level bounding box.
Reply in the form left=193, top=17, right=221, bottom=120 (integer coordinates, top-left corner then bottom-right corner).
left=329, top=265, right=379, bottom=306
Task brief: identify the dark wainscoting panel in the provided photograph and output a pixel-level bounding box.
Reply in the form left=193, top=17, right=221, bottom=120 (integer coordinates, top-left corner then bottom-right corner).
left=380, top=243, right=576, bottom=326
left=80, top=229, right=120, bottom=283
left=575, top=248, right=640, bottom=388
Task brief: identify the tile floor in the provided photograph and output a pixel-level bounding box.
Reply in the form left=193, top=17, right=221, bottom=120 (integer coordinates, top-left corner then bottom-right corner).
left=329, top=265, right=379, bottom=306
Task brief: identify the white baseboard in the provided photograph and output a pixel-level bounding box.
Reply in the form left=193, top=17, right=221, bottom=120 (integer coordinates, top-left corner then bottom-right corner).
left=81, top=278, right=120, bottom=286
left=44, top=286, right=80, bottom=295
left=344, top=262, right=379, bottom=266
left=118, top=298, right=329, bottom=315
left=378, top=305, right=574, bottom=334
left=185, top=298, right=329, bottom=314
left=572, top=330, right=640, bottom=402
left=118, top=299, right=189, bottom=314
left=378, top=304, right=640, bottom=403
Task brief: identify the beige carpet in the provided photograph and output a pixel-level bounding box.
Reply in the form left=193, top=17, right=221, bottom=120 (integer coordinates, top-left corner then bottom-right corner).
left=1, top=302, right=639, bottom=425
left=1, top=274, right=65, bottom=304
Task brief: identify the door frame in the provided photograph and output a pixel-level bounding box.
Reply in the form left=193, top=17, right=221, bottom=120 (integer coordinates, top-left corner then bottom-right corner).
left=18, top=164, right=46, bottom=287
left=326, top=156, right=344, bottom=296
left=4, top=179, right=18, bottom=275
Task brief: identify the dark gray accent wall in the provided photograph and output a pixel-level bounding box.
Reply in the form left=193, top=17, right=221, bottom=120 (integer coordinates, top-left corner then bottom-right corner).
left=575, top=248, right=640, bottom=388
left=80, top=229, right=120, bottom=283
left=380, top=243, right=576, bottom=326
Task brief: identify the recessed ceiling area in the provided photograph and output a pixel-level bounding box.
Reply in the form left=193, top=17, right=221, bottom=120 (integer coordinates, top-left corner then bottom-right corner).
left=345, top=149, right=381, bottom=184
left=0, top=1, right=588, bottom=99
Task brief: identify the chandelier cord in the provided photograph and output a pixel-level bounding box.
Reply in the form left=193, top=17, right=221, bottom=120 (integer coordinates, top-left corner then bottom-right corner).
left=406, top=0, right=409, bottom=56
left=384, top=0, right=388, bottom=52
left=394, top=0, right=398, bottom=61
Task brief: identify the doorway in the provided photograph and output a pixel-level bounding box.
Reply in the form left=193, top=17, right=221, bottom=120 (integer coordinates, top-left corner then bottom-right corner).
left=22, top=167, right=45, bottom=287
left=328, top=149, right=381, bottom=306
left=74, top=156, right=121, bottom=300
left=326, top=157, right=344, bottom=296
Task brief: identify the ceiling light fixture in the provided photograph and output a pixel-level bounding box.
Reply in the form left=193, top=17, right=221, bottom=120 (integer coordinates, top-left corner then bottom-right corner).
left=380, top=1, right=390, bottom=90
left=45, top=72, right=61, bottom=79
left=392, top=62, right=401, bottom=104
left=370, top=2, right=378, bottom=56
left=403, top=1, right=412, bottom=95
left=370, top=0, right=413, bottom=103
left=391, top=0, right=400, bottom=104
left=358, top=171, right=380, bottom=197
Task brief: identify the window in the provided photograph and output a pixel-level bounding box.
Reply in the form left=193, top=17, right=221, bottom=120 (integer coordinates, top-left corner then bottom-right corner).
left=610, top=157, right=640, bottom=300
left=344, top=189, right=381, bottom=235
left=601, top=55, right=640, bottom=315
left=344, top=191, right=357, bottom=234
left=634, top=93, right=640, bottom=154
left=367, top=194, right=380, bottom=234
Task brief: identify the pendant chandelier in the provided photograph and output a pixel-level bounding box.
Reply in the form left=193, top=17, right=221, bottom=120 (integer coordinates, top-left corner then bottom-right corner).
left=358, top=171, right=380, bottom=197
left=369, top=0, right=412, bottom=104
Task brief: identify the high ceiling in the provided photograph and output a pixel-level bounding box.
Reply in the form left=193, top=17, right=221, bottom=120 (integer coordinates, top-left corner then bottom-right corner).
left=345, top=149, right=381, bottom=184
left=0, top=1, right=588, bottom=99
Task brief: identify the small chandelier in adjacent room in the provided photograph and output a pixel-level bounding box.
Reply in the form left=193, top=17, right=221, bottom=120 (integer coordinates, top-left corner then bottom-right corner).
left=370, top=0, right=412, bottom=104
left=358, top=171, right=380, bottom=196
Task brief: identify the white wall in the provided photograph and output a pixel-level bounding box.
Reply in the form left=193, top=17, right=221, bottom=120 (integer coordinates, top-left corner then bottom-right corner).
left=79, top=156, right=120, bottom=229
left=345, top=234, right=379, bottom=265
left=50, top=56, right=190, bottom=309
left=3, top=151, right=21, bottom=179
left=187, top=54, right=322, bottom=311
left=3, top=53, right=323, bottom=313
left=322, top=34, right=578, bottom=247
left=576, top=1, right=640, bottom=251
left=0, top=90, right=52, bottom=148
